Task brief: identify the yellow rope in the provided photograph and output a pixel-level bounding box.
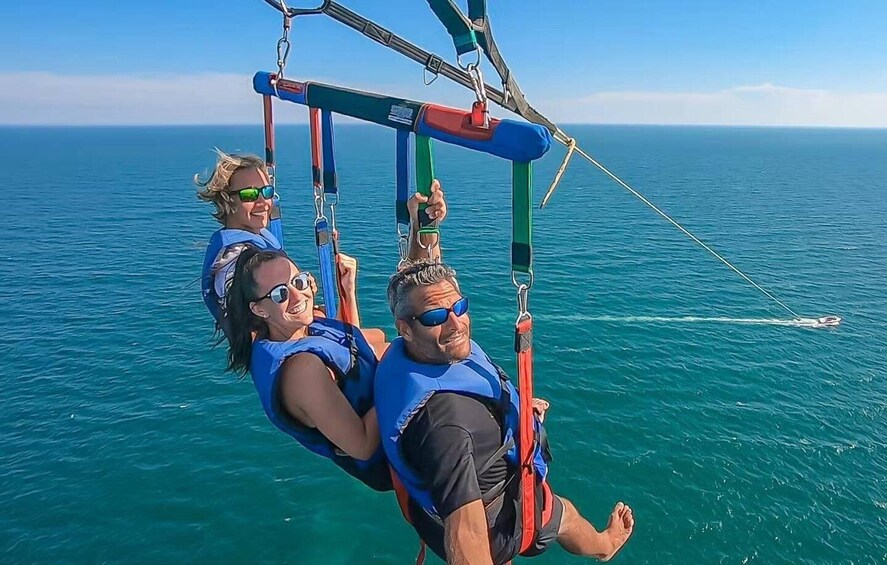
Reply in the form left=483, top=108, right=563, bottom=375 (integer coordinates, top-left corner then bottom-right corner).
left=540, top=137, right=576, bottom=209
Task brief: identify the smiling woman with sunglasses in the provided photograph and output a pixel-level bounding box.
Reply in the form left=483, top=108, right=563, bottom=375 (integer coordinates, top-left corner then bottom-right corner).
left=196, top=150, right=284, bottom=337
left=224, top=247, right=394, bottom=490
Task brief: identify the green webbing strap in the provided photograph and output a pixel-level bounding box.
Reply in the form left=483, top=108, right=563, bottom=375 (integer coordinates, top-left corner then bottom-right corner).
left=467, top=0, right=486, bottom=23
left=415, top=135, right=439, bottom=235
left=512, top=162, right=532, bottom=274
left=426, top=0, right=478, bottom=56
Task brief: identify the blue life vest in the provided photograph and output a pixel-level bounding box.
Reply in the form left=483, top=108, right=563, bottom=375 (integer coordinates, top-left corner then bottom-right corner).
left=250, top=317, right=392, bottom=492
left=200, top=228, right=282, bottom=328
left=375, top=338, right=548, bottom=519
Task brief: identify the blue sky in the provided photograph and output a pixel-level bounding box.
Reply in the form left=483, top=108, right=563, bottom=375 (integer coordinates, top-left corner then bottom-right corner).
left=3, top=0, right=887, bottom=125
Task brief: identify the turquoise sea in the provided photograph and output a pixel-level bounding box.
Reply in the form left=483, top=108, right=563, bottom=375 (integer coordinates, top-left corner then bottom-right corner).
left=1, top=124, right=884, bottom=563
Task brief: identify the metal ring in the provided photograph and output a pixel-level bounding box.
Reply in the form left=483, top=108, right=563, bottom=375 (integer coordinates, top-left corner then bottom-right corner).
left=263, top=0, right=330, bottom=17
left=457, top=46, right=482, bottom=71
left=511, top=270, right=534, bottom=290
left=423, top=68, right=439, bottom=86
left=416, top=232, right=440, bottom=259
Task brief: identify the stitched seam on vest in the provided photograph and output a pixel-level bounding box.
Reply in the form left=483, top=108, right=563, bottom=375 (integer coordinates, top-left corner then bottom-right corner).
left=398, top=391, right=436, bottom=434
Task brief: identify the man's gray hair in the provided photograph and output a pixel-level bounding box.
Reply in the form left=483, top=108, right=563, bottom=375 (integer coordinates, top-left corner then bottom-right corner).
left=387, top=260, right=460, bottom=320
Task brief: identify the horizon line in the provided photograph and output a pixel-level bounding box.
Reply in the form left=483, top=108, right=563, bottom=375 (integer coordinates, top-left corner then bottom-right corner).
left=3, top=122, right=887, bottom=130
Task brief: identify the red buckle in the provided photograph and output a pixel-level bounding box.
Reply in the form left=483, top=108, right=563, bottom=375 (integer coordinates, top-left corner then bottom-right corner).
left=470, top=100, right=489, bottom=127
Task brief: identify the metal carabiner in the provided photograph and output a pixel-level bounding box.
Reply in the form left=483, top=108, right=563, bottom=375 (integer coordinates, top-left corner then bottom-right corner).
left=466, top=63, right=488, bottom=105
left=515, top=283, right=531, bottom=324
left=313, top=190, right=327, bottom=222
left=272, top=15, right=292, bottom=99
left=327, top=194, right=339, bottom=233
left=266, top=163, right=277, bottom=188
left=277, top=34, right=291, bottom=74
left=396, top=223, right=411, bottom=262
left=397, top=238, right=410, bottom=266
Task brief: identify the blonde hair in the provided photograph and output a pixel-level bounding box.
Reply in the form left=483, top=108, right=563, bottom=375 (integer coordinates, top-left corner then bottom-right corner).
left=195, top=149, right=268, bottom=224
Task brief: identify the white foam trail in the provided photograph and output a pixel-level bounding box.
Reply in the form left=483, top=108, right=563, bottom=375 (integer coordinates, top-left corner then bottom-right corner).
left=558, top=315, right=824, bottom=327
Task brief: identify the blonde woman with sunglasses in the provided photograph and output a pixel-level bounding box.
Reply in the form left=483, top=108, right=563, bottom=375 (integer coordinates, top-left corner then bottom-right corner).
left=196, top=151, right=286, bottom=337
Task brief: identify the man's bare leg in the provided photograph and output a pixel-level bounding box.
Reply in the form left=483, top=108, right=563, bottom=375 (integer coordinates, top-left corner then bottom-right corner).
left=555, top=498, right=634, bottom=561
left=359, top=328, right=389, bottom=359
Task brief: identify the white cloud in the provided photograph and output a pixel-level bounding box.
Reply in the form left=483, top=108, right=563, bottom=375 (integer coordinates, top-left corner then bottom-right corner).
left=0, top=71, right=470, bottom=126
left=2, top=72, right=887, bottom=127
left=547, top=83, right=887, bottom=128
left=0, top=72, right=266, bottom=125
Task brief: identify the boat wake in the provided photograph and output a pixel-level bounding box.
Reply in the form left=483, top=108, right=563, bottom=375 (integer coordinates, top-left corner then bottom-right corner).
left=564, top=315, right=840, bottom=328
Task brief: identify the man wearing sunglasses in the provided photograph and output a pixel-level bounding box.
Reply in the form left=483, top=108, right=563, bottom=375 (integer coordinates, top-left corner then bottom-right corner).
left=374, top=261, right=635, bottom=564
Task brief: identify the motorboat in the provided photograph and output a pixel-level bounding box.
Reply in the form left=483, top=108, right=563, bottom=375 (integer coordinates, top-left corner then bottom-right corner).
left=814, top=315, right=842, bottom=327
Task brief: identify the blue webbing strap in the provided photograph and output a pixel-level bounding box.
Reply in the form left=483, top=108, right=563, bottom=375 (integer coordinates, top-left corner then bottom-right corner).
left=268, top=198, right=285, bottom=247
left=314, top=217, right=338, bottom=320
left=310, top=108, right=339, bottom=318
left=321, top=110, right=338, bottom=196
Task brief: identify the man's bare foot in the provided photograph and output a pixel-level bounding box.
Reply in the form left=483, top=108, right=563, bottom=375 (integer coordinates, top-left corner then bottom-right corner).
left=600, top=502, right=634, bottom=561
left=532, top=398, right=550, bottom=422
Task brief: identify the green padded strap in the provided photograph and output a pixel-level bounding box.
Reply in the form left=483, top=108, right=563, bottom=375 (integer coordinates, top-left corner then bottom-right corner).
left=467, top=0, right=486, bottom=22
left=512, top=162, right=532, bottom=274
left=415, top=135, right=438, bottom=235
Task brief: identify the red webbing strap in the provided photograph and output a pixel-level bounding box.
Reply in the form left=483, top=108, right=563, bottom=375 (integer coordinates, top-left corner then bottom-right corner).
left=308, top=108, right=322, bottom=189
left=390, top=469, right=427, bottom=565
left=262, top=95, right=276, bottom=172
left=262, top=94, right=285, bottom=245
left=541, top=481, right=554, bottom=526
left=333, top=231, right=356, bottom=325
left=515, top=316, right=537, bottom=554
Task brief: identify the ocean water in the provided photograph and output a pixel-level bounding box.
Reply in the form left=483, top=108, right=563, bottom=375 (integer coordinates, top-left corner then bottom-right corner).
left=0, top=123, right=884, bottom=564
